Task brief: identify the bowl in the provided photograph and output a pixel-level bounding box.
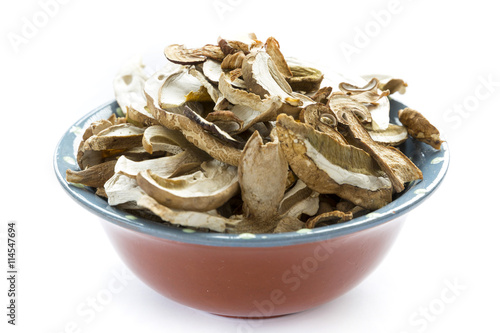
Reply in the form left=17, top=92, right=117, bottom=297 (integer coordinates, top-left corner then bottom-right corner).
left=54, top=99, right=449, bottom=318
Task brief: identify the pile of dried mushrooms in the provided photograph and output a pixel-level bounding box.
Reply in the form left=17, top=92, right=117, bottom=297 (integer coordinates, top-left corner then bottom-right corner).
left=66, top=33, right=443, bottom=234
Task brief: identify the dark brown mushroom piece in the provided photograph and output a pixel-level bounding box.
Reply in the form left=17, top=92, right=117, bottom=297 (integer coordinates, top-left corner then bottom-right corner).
left=398, top=108, right=444, bottom=150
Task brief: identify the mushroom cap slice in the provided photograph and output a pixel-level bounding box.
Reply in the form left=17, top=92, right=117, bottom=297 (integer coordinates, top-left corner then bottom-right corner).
left=239, top=131, right=288, bottom=221
left=339, top=78, right=391, bottom=130
left=164, top=44, right=207, bottom=65
left=329, top=95, right=422, bottom=192
left=398, top=108, right=443, bottom=150
left=136, top=159, right=239, bottom=212
left=276, top=114, right=393, bottom=210
left=287, top=65, right=324, bottom=94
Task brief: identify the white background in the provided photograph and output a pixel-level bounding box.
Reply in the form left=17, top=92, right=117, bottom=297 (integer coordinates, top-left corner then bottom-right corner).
left=1, top=0, right=498, bottom=332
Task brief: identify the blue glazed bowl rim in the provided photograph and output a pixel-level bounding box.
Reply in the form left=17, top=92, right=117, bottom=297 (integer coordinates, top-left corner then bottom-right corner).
left=54, top=99, right=449, bottom=247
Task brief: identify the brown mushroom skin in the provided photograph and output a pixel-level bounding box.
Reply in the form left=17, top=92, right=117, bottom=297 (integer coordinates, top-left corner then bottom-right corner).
left=398, top=108, right=444, bottom=150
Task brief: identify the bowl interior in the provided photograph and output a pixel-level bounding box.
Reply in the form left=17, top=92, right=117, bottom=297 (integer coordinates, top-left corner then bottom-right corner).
left=54, top=99, right=449, bottom=247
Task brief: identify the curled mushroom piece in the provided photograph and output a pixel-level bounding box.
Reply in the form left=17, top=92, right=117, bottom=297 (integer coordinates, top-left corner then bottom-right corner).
left=114, top=149, right=206, bottom=178
left=339, top=78, right=391, bottom=130
left=362, top=74, right=408, bottom=95
left=398, top=108, right=444, bottom=150
left=136, top=159, right=239, bottom=212
left=329, top=95, right=422, bottom=193
left=217, top=33, right=261, bottom=55
left=164, top=44, right=225, bottom=65
left=142, top=125, right=191, bottom=155
left=276, top=114, right=393, bottom=210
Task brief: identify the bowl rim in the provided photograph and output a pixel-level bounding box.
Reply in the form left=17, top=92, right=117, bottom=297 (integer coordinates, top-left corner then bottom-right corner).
left=54, top=99, right=449, bottom=247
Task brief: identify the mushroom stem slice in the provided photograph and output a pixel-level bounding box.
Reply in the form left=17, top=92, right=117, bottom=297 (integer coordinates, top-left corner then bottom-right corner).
left=329, top=95, right=422, bottom=192
left=66, top=160, right=117, bottom=188
left=276, top=114, right=393, bottom=210
left=239, top=131, right=288, bottom=221
left=265, top=37, right=292, bottom=78
left=84, top=123, right=145, bottom=151
left=398, top=108, right=444, bottom=150
left=136, top=159, right=239, bottom=212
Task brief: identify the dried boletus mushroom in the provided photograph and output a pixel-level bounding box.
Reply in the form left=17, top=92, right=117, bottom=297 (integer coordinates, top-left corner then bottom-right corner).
left=136, top=159, right=239, bottom=212
left=398, top=108, right=444, bottom=150
left=276, top=114, right=393, bottom=210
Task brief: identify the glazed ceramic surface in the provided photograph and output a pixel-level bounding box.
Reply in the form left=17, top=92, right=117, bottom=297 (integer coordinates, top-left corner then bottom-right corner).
left=54, top=99, right=449, bottom=317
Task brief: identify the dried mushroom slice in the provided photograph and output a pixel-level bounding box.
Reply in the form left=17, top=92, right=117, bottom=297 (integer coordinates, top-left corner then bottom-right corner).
left=217, top=33, right=261, bottom=55
left=265, top=37, right=292, bottom=78
left=339, top=78, right=391, bottom=130
left=115, top=149, right=205, bottom=178
left=242, top=50, right=299, bottom=104
left=287, top=65, right=324, bottom=94
left=238, top=131, right=288, bottom=221
left=164, top=44, right=224, bottom=65
left=362, top=74, right=408, bottom=95
left=278, top=180, right=320, bottom=219
left=188, top=66, right=221, bottom=103
left=136, top=159, right=239, bottom=212
left=273, top=216, right=305, bottom=233
left=84, top=123, right=145, bottom=151
left=329, top=95, right=422, bottom=192
left=142, top=125, right=191, bottom=154
left=205, top=111, right=244, bottom=134
left=276, top=114, right=393, bottom=210
left=311, top=86, right=333, bottom=104
left=183, top=105, right=243, bottom=148
left=365, top=123, right=408, bottom=146
left=104, top=173, right=238, bottom=232
left=137, top=195, right=239, bottom=233
left=305, top=210, right=353, bottom=229
left=66, top=160, right=117, bottom=188
left=301, top=103, right=348, bottom=145
left=221, top=51, right=245, bottom=70
left=398, top=108, right=444, bottom=150
left=113, top=57, right=158, bottom=127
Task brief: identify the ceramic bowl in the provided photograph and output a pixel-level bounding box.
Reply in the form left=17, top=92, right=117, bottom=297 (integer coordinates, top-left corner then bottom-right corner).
left=54, top=99, right=449, bottom=318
